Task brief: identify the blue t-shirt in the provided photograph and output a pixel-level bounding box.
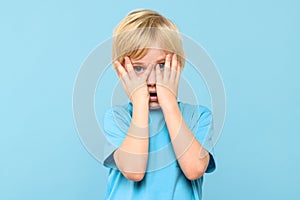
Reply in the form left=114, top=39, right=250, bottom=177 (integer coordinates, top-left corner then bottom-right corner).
left=102, top=102, right=216, bottom=200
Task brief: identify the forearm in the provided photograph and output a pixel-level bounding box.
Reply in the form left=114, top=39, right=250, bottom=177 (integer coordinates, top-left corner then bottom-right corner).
left=114, top=101, right=149, bottom=181
left=161, top=100, right=210, bottom=180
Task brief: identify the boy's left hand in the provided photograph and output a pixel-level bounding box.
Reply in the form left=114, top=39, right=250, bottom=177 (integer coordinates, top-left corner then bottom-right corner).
left=155, top=54, right=181, bottom=109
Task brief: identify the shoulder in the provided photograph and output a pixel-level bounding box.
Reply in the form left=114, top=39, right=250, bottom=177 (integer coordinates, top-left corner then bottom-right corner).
left=105, top=103, right=132, bottom=119
left=104, top=103, right=133, bottom=128
left=178, top=102, right=211, bottom=119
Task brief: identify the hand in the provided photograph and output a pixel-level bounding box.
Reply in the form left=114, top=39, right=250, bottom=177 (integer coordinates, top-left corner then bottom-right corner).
left=115, top=57, right=152, bottom=105
left=155, top=54, right=181, bottom=108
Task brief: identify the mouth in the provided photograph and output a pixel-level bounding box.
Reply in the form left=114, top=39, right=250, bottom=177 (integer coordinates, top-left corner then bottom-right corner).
left=149, top=89, right=158, bottom=102
left=150, top=92, right=157, bottom=97
left=150, top=93, right=158, bottom=101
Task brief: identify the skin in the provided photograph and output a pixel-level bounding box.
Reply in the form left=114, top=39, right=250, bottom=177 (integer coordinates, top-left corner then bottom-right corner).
left=114, top=48, right=210, bottom=181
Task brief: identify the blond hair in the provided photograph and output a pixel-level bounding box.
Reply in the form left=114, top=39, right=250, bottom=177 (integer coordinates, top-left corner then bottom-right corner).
left=112, top=9, right=185, bottom=67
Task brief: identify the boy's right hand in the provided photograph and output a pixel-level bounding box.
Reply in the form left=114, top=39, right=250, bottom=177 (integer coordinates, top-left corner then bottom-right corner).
left=114, top=57, right=152, bottom=105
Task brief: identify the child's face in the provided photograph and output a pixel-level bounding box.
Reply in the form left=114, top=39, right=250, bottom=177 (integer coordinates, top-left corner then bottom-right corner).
left=130, top=48, right=167, bottom=109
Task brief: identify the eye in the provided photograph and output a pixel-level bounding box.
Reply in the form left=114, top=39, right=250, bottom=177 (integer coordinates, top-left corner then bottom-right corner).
left=133, top=66, right=145, bottom=73
left=159, top=63, right=165, bottom=70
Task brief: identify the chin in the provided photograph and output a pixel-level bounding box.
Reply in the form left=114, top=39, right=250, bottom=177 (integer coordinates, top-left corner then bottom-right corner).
left=149, top=102, right=160, bottom=110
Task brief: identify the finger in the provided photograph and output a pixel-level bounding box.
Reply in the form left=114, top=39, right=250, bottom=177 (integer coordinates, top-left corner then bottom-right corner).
left=141, top=63, right=153, bottom=80
left=155, top=64, right=162, bottom=82
left=171, top=54, right=178, bottom=70
left=115, top=61, right=130, bottom=84
left=163, top=54, right=171, bottom=80
left=114, top=61, right=127, bottom=77
left=124, top=57, right=136, bottom=78
left=170, top=54, right=178, bottom=81
left=175, top=65, right=181, bottom=83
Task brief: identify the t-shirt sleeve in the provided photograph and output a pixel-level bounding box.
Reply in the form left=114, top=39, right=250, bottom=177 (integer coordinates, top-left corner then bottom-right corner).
left=189, top=105, right=216, bottom=173
left=102, top=106, right=131, bottom=168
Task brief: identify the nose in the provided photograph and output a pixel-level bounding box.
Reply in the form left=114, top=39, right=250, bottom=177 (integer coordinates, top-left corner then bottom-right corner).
left=147, top=66, right=156, bottom=85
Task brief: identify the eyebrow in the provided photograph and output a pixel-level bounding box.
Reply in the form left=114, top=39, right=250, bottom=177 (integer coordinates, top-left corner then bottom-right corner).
left=132, top=58, right=166, bottom=65
left=131, top=62, right=144, bottom=65
left=156, top=58, right=165, bottom=63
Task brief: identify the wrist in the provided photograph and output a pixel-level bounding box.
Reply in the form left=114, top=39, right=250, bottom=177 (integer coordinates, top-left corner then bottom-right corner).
left=132, top=100, right=149, bottom=126
left=159, top=97, right=178, bottom=111
left=130, top=87, right=149, bottom=104
left=161, top=99, right=179, bottom=114
left=132, top=98, right=149, bottom=108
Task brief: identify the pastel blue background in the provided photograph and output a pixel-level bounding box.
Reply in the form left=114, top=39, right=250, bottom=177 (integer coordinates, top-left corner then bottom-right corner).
left=1, top=0, right=299, bottom=199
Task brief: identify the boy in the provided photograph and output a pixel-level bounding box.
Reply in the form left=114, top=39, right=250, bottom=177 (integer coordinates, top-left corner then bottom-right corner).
left=103, top=9, right=215, bottom=200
